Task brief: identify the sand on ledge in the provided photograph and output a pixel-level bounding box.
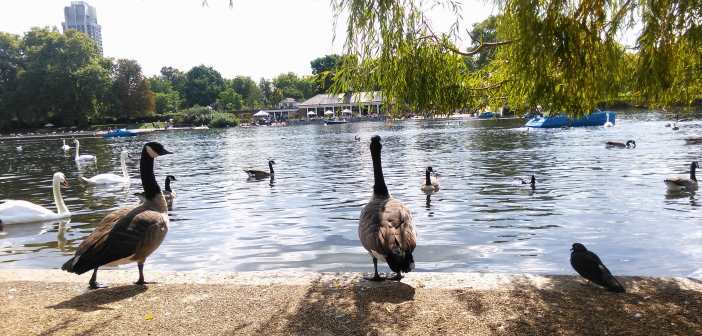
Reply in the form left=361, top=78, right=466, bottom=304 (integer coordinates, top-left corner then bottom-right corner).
left=0, top=269, right=700, bottom=335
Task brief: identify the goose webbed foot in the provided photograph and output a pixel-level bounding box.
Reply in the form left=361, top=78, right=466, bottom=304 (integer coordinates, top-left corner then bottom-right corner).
left=134, top=263, right=154, bottom=286
left=88, top=268, right=107, bottom=290
left=388, top=272, right=403, bottom=281
left=364, top=257, right=386, bottom=281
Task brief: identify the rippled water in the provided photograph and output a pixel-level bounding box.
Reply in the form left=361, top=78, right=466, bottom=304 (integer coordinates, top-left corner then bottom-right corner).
left=1, top=111, right=701, bottom=277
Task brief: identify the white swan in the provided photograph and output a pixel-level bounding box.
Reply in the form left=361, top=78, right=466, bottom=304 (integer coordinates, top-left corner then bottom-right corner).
left=0, top=172, right=71, bottom=224
left=604, top=112, right=613, bottom=128
left=61, top=139, right=71, bottom=151
left=74, top=139, right=96, bottom=162
left=80, top=150, right=130, bottom=185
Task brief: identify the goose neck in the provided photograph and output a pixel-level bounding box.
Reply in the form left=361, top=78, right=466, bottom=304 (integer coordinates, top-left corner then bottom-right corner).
left=425, top=170, right=431, bottom=186
left=165, top=178, right=172, bottom=192
left=691, top=163, right=697, bottom=181
left=140, top=148, right=161, bottom=199
left=371, top=146, right=389, bottom=197
left=269, top=161, right=274, bottom=175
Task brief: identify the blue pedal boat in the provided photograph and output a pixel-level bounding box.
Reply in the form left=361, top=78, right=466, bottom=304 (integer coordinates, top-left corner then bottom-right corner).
left=526, top=111, right=616, bottom=128
left=103, top=128, right=138, bottom=138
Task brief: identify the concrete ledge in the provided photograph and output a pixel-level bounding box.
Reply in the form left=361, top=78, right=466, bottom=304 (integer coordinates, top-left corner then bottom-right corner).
left=1, top=269, right=701, bottom=335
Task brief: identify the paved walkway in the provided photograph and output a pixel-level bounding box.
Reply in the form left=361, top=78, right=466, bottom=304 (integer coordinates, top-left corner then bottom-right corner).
left=1, top=269, right=700, bottom=335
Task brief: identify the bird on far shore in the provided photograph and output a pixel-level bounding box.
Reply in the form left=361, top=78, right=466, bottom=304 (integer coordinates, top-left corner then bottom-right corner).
left=359, top=135, right=416, bottom=281
left=570, top=243, right=625, bottom=293
left=605, top=140, right=636, bottom=149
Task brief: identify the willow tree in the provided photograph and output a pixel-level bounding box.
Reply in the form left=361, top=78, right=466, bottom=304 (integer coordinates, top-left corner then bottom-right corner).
left=330, top=0, right=702, bottom=117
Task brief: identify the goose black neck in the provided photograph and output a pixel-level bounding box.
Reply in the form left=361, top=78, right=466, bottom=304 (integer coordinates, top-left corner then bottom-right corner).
left=140, top=148, right=161, bottom=199
left=165, top=178, right=172, bottom=192
left=691, top=163, right=697, bottom=181
left=371, top=145, right=389, bottom=197
left=269, top=161, right=274, bottom=175
left=425, top=170, right=431, bottom=186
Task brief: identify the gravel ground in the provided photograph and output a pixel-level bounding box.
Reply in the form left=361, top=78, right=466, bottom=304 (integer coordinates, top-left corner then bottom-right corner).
left=0, top=269, right=700, bottom=335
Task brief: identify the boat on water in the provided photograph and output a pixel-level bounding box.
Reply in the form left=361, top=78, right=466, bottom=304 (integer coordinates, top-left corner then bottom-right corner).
left=325, top=118, right=349, bottom=125
left=478, top=111, right=495, bottom=119
left=526, top=110, right=616, bottom=128
left=102, top=128, right=138, bottom=138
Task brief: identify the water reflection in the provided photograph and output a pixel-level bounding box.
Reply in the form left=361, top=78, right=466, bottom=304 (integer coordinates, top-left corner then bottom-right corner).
left=1, top=113, right=702, bottom=276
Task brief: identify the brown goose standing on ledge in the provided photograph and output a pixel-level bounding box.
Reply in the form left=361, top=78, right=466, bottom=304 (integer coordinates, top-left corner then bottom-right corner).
left=605, top=140, right=636, bottom=149
left=244, top=160, right=275, bottom=179
left=359, top=136, right=416, bottom=281
left=664, top=161, right=699, bottom=192
left=62, top=142, right=173, bottom=289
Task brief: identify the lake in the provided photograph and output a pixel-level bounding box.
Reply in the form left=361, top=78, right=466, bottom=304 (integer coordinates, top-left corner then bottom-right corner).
left=1, top=112, right=701, bottom=277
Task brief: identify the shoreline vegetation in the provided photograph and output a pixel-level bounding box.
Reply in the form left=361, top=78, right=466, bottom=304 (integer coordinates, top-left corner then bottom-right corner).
left=0, top=269, right=700, bottom=335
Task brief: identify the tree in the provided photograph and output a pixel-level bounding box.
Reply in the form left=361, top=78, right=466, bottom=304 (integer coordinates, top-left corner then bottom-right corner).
left=160, top=66, right=186, bottom=93
left=258, top=78, right=279, bottom=107
left=465, top=16, right=498, bottom=71
left=217, top=86, right=242, bottom=111
left=0, top=32, right=22, bottom=129
left=149, top=76, right=183, bottom=114
left=310, top=54, right=341, bottom=93
left=230, top=76, right=263, bottom=109
left=111, top=59, right=154, bottom=119
left=332, top=0, right=702, bottom=116
left=272, top=72, right=316, bottom=100
left=184, top=65, right=224, bottom=107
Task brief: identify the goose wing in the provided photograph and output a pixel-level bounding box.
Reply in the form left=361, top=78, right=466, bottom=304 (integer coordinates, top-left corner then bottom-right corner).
left=359, top=197, right=416, bottom=266
left=62, top=206, right=168, bottom=274
left=664, top=177, right=694, bottom=187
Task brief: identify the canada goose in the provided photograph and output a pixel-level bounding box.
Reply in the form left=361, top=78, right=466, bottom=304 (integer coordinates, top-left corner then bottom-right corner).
left=685, top=137, right=702, bottom=145
left=359, top=136, right=416, bottom=281
left=672, top=123, right=680, bottom=131
left=570, top=243, right=625, bottom=293
left=0, top=172, right=70, bottom=224
left=420, top=167, right=439, bottom=194
left=664, top=161, right=699, bottom=192
left=80, top=150, right=130, bottom=185
left=73, top=139, right=96, bottom=162
left=61, top=142, right=173, bottom=289
left=519, top=175, right=536, bottom=190
left=605, top=140, right=636, bottom=149
left=61, top=139, right=71, bottom=151
left=355, top=135, right=361, bottom=141
left=136, top=175, right=176, bottom=209
left=244, top=160, right=275, bottom=179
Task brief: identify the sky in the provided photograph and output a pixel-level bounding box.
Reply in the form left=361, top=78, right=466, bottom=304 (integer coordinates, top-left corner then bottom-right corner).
left=0, top=0, right=498, bottom=80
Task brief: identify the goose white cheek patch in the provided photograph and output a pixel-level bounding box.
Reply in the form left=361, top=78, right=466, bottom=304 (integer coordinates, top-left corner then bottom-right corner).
left=146, top=146, right=158, bottom=158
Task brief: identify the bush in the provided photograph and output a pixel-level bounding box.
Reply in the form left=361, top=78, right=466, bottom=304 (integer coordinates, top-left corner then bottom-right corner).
left=173, top=105, right=213, bottom=125
left=209, top=112, right=239, bottom=128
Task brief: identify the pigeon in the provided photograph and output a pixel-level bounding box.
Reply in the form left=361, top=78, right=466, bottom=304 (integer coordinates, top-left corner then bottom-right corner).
left=570, top=243, right=625, bottom=293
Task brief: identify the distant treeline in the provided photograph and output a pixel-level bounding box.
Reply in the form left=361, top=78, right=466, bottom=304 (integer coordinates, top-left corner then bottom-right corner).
left=0, top=27, right=343, bottom=131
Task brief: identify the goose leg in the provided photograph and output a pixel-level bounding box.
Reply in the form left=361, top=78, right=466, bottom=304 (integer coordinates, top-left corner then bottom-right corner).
left=364, top=257, right=385, bottom=281
left=134, top=263, right=154, bottom=285
left=388, top=272, right=403, bottom=281
left=88, top=268, right=107, bottom=289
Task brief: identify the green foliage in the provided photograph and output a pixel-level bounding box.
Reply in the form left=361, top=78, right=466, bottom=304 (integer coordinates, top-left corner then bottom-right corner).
left=209, top=111, right=239, bottom=128
left=333, top=0, right=702, bottom=117
left=111, top=59, right=155, bottom=119
left=174, top=105, right=213, bottom=125
left=310, top=54, right=341, bottom=92
left=272, top=72, right=316, bottom=100
left=230, top=76, right=263, bottom=109
left=184, top=65, right=224, bottom=107
left=217, top=87, right=243, bottom=111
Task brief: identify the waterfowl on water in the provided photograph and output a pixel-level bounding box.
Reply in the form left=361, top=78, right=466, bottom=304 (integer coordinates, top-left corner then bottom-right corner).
left=61, top=139, right=71, bottom=151
left=420, top=166, right=439, bottom=194
left=605, top=140, right=636, bottom=149
left=0, top=172, right=70, bottom=224
left=16, top=146, right=22, bottom=152
left=519, top=175, right=536, bottom=190
left=80, top=150, right=130, bottom=185
left=355, top=135, right=361, bottom=141
left=244, top=160, right=275, bottom=179
left=359, top=135, right=416, bottom=281
left=672, top=123, right=680, bottom=131
left=685, top=137, right=702, bottom=145
left=135, top=175, right=176, bottom=209
left=570, top=243, right=625, bottom=293
left=664, top=161, right=699, bottom=192
left=61, top=142, right=173, bottom=289
left=73, top=139, right=96, bottom=162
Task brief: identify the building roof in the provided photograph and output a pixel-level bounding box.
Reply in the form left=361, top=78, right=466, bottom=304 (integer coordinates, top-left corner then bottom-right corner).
left=280, top=98, right=297, bottom=103
left=298, top=92, right=382, bottom=108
